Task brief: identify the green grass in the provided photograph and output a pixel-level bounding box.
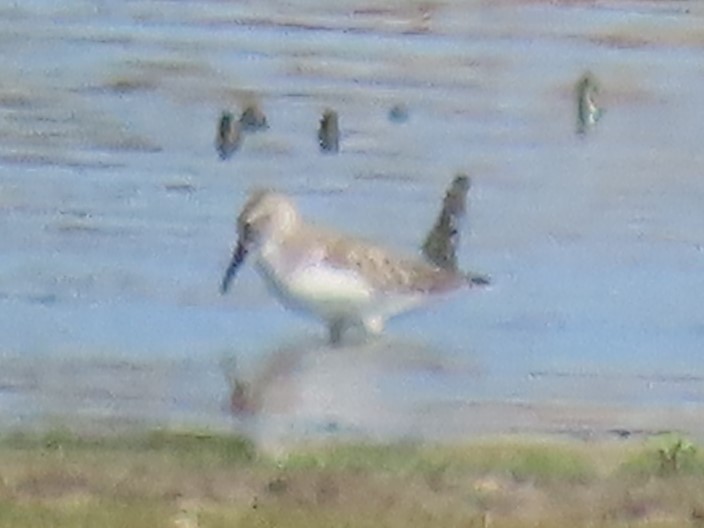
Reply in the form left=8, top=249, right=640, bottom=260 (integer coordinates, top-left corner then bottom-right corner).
left=617, top=432, right=704, bottom=477
left=0, top=428, right=701, bottom=527
left=1, top=428, right=256, bottom=466
left=284, top=439, right=595, bottom=482
left=0, top=499, right=171, bottom=528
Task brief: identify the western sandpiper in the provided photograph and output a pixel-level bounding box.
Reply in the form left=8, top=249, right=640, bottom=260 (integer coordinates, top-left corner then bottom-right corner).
left=220, top=185, right=488, bottom=344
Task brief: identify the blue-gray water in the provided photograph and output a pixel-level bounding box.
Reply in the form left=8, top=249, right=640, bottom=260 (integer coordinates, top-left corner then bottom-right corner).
left=1, top=0, right=703, bottom=446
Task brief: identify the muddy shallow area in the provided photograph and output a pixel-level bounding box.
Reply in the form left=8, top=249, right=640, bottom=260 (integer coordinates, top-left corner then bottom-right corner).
left=0, top=0, right=703, bottom=447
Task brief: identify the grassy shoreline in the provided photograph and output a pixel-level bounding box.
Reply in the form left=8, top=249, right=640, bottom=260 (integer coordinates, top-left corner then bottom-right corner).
left=0, top=429, right=702, bottom=527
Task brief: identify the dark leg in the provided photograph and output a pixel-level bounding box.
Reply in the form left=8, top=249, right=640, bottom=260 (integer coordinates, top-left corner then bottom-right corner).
left=328, top=319, right=347, bottom=346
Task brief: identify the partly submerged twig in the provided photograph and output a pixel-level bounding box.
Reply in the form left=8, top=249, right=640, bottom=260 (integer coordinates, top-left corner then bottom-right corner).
left=215, top=111, right=242, bottom=160
left=422, top=174, right=471, bottom=272
left=421, top=174, right=490, bottom=286
left=576, top=72, right=603, bottom=135
left=318, top=109, right=340, bottom=153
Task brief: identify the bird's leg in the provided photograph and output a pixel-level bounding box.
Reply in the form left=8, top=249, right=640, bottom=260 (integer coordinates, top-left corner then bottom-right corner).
left=328, top=319, right=347, bottom=346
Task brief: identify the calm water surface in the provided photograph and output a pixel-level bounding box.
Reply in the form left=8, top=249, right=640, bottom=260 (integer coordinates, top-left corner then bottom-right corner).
left=1, top=0, right=703, bottom=445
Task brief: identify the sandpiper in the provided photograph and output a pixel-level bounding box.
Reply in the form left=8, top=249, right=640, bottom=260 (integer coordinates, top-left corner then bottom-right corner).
left=220, top=186, right=488, bottom=344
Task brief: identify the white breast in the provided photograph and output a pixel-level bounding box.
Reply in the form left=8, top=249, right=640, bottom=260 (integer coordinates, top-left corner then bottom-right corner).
left=286, top=264, right=372, bottom=307
left=255, top=243, right=373, bottom=320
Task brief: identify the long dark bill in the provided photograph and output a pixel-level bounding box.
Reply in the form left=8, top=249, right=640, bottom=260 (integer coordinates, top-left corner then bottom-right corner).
left=220, top=241, right=248, bottom=294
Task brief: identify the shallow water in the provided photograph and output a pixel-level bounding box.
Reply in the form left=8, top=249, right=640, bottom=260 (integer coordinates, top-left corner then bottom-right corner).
left=1, top=0, right=703, bottom=445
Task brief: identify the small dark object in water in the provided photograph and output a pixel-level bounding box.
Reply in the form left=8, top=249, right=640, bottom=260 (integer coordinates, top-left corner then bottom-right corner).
left=609, top=428, right=634, bottom=439
left=388, top=103, right=409, bottom=123
left=216, top=111, right=242, bottom=160
left=230, top=379, right=257, bottom=415
left=422, top=174, right=471, bottom=272
left=164, top=182, right=196, bottom=194
left=575, top=72, right=603, bottom=135
left=239, top=104, right=268, bottom=132
left=318, top=109, right=339, bottom=153
left=465, top=271, right=490, bottom=286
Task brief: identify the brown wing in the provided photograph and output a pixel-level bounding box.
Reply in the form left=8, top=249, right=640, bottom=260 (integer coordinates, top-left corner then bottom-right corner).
left=295, top=226, right=466, bottom=295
